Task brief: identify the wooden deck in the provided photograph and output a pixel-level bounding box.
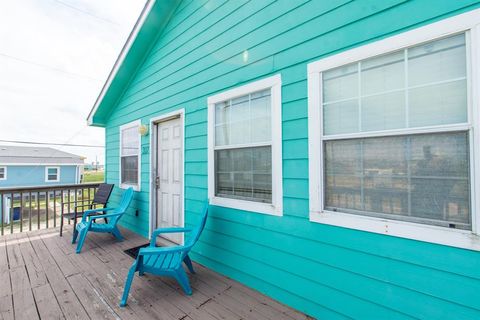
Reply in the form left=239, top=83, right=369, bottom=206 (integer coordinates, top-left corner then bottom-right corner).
left=0, top=226, right=309, bottom=320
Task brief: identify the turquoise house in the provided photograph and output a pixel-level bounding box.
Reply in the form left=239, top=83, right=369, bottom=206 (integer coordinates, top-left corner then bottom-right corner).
left=88, top=1, right=480, bottom=318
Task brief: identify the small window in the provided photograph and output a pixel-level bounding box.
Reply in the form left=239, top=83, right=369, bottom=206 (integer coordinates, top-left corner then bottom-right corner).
left=120, top=120, right=141, bottom=190
left=45, top=167, right=60, bottom=182
left=214, top=89, right=272, bottom=203
left=0, top=167, right=6, bottom=180
left=208, top=75, right=283, bottom=216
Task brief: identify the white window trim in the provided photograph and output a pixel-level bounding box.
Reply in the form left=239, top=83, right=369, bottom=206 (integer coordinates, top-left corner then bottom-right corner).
left=119, top=119, right=141, bottom=191
left=207, top=74, right=283, bottom=216
left=307, top=9, right=480, bottom=251
left=45, top=166, right=60, bottom=182
left=0, top=166, right=6, bottom=180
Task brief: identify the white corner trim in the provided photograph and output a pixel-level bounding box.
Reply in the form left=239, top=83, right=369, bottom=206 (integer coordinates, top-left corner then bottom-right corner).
left=307, top=9, right=480, bottom=251
left=87, top=0, right=155, bottom=125
left=45, top=166, right=60, bottom=182
left=0, top=166, right=6, bottom=180
left=119, top=119, right=142, bottom=191
left=148, top=109, right=185, bottom=238
left=207, top=74, right=283, bottom=216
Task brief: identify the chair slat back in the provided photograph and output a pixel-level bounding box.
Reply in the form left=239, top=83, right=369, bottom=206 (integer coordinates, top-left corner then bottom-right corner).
left=110, top=187, right=135, bottom=225
left=185, top=201, right=209, bottom=249
left=92, top=183, right=114, bottom=205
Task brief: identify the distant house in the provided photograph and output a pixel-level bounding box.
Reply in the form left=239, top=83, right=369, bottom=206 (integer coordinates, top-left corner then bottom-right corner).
left=0, top=146, right=84, bottom=188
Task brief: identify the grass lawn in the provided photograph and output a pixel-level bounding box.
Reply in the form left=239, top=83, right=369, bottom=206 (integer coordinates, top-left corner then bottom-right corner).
left=83, top=171, right=105, bottom=183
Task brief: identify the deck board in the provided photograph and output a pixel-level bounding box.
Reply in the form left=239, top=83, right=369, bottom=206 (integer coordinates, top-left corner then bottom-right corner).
left=31, top=284, right=64, bottom=320
left=0, top=294, right=14, bottom=320
left=9, top=267, right=38, bottom=320
left=5, top=234, right=23, bottom=269
left=0, top=227, right=308, bottom=320
left=27, top=230, right=90, bottom=319
left=17, top=233, right=47, bottom=289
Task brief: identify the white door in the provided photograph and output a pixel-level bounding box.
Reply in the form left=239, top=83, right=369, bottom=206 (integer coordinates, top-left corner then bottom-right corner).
left=155, top=116, right=183, bottom=244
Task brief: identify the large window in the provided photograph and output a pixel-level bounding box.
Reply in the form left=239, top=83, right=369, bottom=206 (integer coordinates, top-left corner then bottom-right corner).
left=323, top=33, right=469, bottom=229
left=0, top=167, right=6, bottom=180
left=208, top=75, right=283, bottom=216
left=45, top=167, right=60, bottom=182
left=308, top=11, right=480, bottom=250
left=120, top=120, right=141, bottom=191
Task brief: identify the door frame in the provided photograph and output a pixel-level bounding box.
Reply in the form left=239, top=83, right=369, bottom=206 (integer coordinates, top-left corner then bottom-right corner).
left=148, top=109, right=185, bottom=239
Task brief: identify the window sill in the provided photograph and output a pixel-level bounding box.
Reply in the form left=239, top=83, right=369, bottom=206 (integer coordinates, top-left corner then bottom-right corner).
left=211, top=196, right=282, bottom=216
left=120, top=183, right=140, bottom=192
left=310, top=210, right=480, bottom=251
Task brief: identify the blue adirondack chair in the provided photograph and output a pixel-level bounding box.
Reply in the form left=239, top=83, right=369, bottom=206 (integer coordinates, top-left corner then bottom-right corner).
left=120, top=201, right=209, bottom=307
left=72, top=187, right=134, bottom=254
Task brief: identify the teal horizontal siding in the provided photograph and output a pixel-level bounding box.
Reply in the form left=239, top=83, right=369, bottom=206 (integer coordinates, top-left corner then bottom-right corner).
left=102, top=1, right=480, bottom=318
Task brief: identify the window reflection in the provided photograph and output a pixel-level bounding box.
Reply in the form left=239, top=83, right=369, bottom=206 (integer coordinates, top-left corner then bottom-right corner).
left=324, top=132, right=470, bottom=229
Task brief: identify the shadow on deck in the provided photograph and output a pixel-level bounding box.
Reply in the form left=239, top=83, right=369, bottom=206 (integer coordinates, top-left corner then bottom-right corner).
left=0, top=226, right=309, bottom=320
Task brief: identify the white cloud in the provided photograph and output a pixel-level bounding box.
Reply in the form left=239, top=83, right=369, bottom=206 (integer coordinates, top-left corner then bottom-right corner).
left=0, top=0, right=146, bottom=164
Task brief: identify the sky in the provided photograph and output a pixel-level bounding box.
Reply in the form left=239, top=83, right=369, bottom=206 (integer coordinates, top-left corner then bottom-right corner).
left=0, top=0, right=146, bottom=165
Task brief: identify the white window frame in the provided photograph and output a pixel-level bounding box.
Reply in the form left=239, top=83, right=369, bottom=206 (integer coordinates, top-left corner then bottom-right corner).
left=45, top=166, right=60, bottom=182
left=0, top=167, right=6, bottom=180
left=207, top=74, right=283, bottom=216
left=307, top=9, right=480, bottom=251
left=119, top=119, right=141, bottom=191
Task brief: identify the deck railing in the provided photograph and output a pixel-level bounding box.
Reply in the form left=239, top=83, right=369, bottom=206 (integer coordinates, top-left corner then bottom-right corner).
left=0, top=183, right=101, bottom=235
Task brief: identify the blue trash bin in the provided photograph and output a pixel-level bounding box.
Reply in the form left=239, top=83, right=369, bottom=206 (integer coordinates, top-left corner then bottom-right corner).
left=13, top=207, right=20, bottom=221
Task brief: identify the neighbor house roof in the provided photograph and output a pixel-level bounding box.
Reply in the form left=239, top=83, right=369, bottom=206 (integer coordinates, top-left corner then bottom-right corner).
left=87, top=0, right=181, bottom=127
left=0, top=146, right=85, bottom=165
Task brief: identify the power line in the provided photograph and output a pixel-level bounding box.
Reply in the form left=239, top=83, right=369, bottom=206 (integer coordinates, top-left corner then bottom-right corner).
left=0, top=139, right=104, bottom=148
left=52, top=0, right=121, bottom=26
left=0, top=52, right=102, bottom=82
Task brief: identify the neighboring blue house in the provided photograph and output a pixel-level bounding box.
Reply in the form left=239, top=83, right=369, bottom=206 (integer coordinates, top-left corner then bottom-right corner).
left=87, top=1, right=480, bottom=319
left=0, top=146, right=84, bottom=188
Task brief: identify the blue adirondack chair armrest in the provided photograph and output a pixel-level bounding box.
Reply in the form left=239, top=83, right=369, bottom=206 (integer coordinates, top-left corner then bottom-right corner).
left=150, top=227, right=192, bottom=246
left=138, top=246, right=186, bottom=256
left=81, top=207, right=115, bottom=222
left=86, top=212, right=123, bottom=221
